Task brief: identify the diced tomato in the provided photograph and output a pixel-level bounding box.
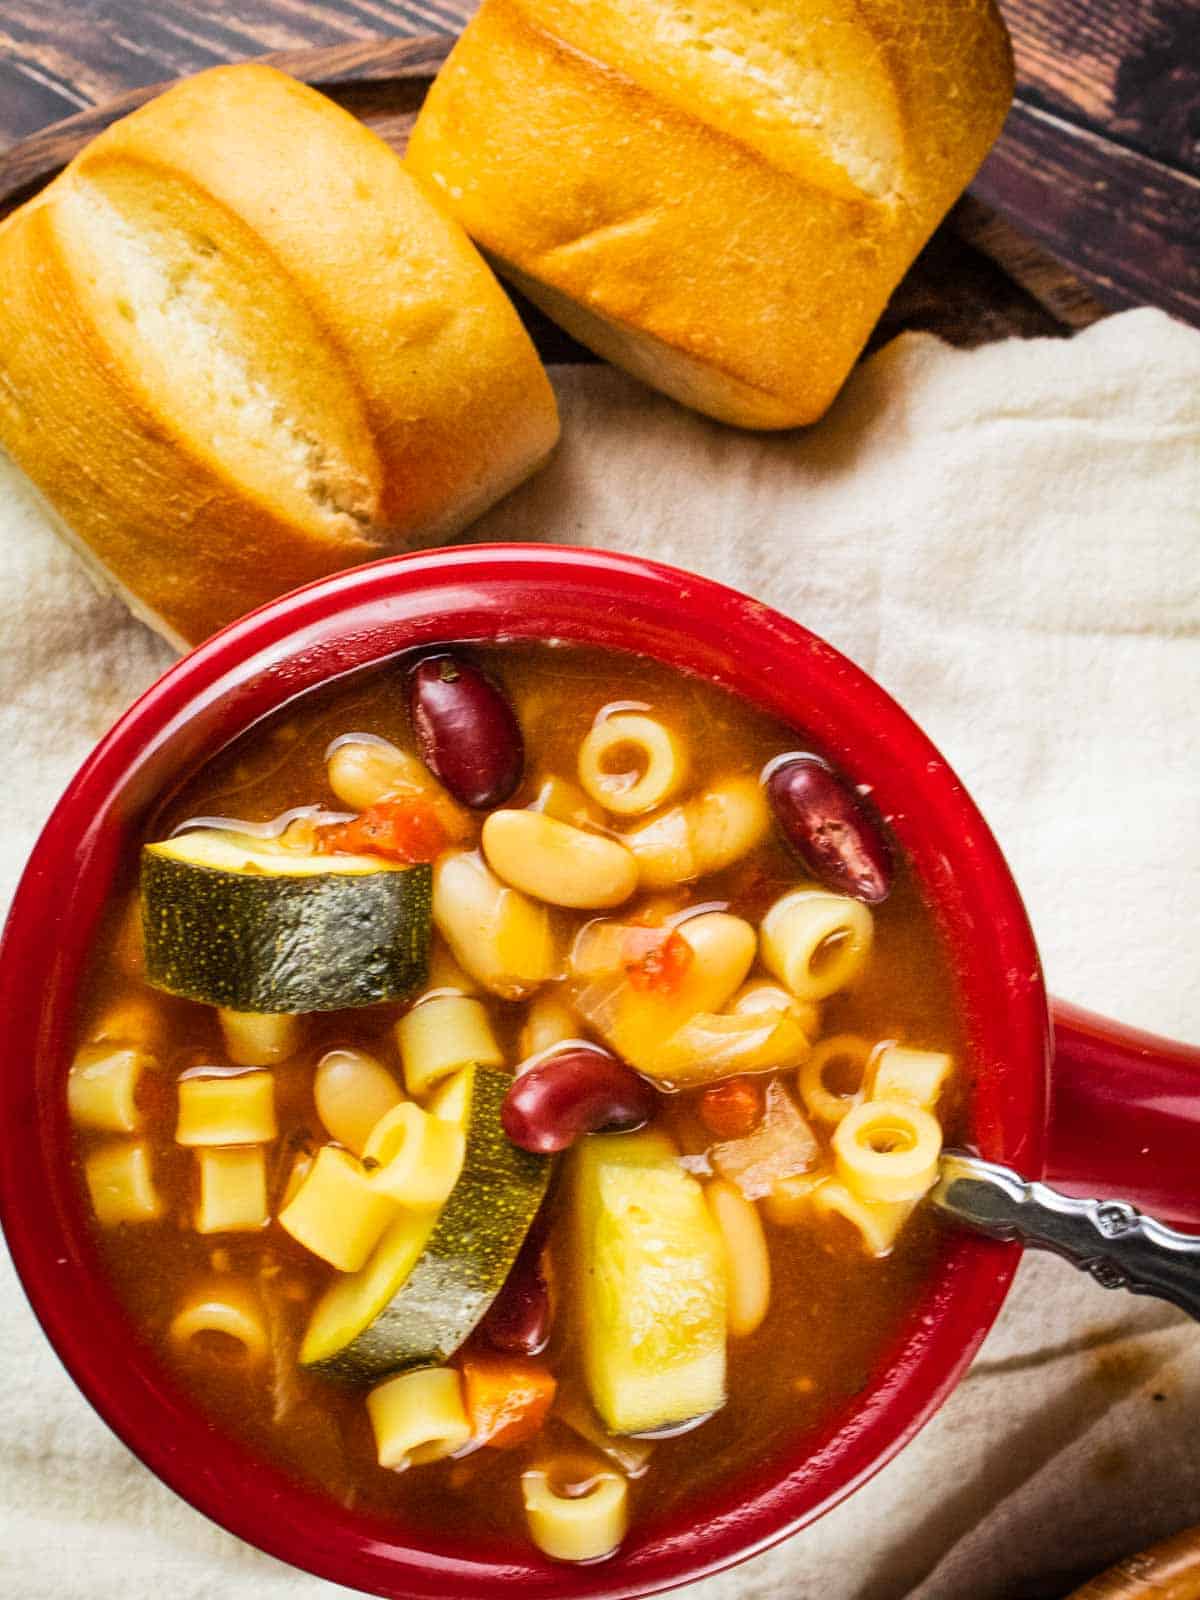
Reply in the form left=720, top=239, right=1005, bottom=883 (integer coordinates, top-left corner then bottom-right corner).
left=461, top=1355, right=557, bottom=1450
left=698, top=1076, right=765, bottom=1141
left=317, top=798, right=447, bottom=864
left=618, top=925, right=669, bottom=963
left=624, top=928, right=694, bottom=993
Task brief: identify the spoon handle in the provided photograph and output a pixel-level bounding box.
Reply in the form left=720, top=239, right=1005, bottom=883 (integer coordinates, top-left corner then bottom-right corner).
left=932, top=1151, right=1200, bottom=1322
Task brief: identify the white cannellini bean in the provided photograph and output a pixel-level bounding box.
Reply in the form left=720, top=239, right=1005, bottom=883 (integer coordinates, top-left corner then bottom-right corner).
left=688, top=775, right=771, bottom=876
left=521, top=990, right=583, bottom=1058
left=313, top=1048, right=404, bottom=1156
left=705, top=1178, right=771, bottom=1337
left=623, top=774, right=769, bottom=888
left=482, top=809, right=638, bottom=910
left=674, top=913, right=758, bottom=1010
left=728, top=980, right=821, bottom=1040
left=432, top=849, right=556, bottom=1000
left=325, top=736, right=466, bottom=834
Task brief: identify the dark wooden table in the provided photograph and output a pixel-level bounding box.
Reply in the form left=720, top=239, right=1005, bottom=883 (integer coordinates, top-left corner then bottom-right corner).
left=0, top=0, right=1196, bottom=324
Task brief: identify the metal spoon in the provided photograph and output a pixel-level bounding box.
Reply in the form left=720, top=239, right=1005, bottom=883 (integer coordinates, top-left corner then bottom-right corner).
left=932, top=1151, right=1200, bottom=1322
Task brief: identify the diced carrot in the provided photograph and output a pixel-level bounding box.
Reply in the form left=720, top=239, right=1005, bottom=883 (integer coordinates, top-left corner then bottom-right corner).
left=624, top=928, right=694, bottom=994
left=317, top=798, right=447, bottom=864
left=699, top=1076, right=765, bottom=1141
left=461, top=1355, right=557, bottom=1450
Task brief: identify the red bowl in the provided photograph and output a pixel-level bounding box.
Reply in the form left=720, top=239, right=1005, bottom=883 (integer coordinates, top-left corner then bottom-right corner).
left=1, top=546, right=1194, bottom=1599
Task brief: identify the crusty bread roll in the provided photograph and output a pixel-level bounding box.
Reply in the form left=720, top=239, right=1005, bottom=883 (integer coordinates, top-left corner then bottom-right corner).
left=0, top=64, right=559, bottom=646
left=406, top=0, right=1013, bottom=430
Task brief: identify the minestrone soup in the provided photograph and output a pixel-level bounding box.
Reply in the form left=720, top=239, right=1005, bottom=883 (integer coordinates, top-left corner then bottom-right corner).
left=71, top=645, right=964, bottom=1562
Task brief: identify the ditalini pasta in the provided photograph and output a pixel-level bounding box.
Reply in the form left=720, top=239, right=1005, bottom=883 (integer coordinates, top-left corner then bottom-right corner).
left=217, top=1008, right=303, bottom=1067
left=278, top=1146, right=398, bottom=1271
left=871, top=1044, right=953, bottom=1111
left=280, top=1149, right=315, bottom=1210
left=367, top=1368, right=472, bottom=1469
left=68, top=1045, right=149, bottom=1133
left=363, top=1102, right=466, bottom=1210
left=84, top=1139, right=163, bottom=1225
left=169, top=1282, right=269, bottom=1363
left=811, top=1180, right=918, bottom=1258
left=425, top=1066, right=473, bottom=1127
left=577, top=711, right=687, bottom=816
left=521, top=1465, right=629, bottom=1562
left=832, top=1099, right=943, bottom=1204
left=797, top=1033, right=874, bottom=1125
left=195, top=1146, right=269, bottom=1233
left=71, top=640, right=967, bottom=1566
left=175, top=1070, right=277, bottom=1147
left=396, top=994, right=504, bottom=1096
left=759, top=887, right=874, bottom=1001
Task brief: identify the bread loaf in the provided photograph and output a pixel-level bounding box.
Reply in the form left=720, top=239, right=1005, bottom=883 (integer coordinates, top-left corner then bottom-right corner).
left=406, top=0, right=1013, bottom=429
left=0, top=64, right=559, bottom=646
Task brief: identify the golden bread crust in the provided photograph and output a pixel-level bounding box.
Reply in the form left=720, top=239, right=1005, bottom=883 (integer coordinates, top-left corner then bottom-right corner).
left=0, top=64, right=559, bottom=644
left=405, top=0, right=1013, bottom=428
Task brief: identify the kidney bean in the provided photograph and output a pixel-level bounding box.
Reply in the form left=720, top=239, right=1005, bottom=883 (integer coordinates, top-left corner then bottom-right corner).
left=480, top=1221, right=552, bottom=1355
left=766, top=754, right=893, bottom=904
left=501, top=1047, right=658, bottom=1155
left=408, top=653, right=524, bottom=809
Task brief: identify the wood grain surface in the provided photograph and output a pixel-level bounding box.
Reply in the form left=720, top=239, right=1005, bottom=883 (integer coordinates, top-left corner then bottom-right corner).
left=0, top=31, right=1095, bottom=371
left=0, top=0, right=1195, bottom=323
left=1066, top=1523, right=1200, bottom=1600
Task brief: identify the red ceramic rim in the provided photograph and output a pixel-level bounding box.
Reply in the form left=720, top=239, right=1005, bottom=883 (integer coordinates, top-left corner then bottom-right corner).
left=0, top=546, right=1048, bottom=1599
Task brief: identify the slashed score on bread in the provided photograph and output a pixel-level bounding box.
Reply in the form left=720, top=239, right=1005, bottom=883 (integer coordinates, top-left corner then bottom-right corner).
left=406, top=0, right=1014, bottom=430
left=0, top=64, right=559, bottom=647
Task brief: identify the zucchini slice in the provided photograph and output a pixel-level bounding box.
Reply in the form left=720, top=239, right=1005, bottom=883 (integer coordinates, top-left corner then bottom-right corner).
left=572, top=1128, right=727, bottom=1435
left=301, top=1065, right=551, bottom=1378
left=141, top=828, right=431, bottom=1012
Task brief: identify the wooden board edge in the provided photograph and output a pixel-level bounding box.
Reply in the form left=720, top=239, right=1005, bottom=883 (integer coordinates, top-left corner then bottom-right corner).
left=0, top=30, right=1101, bottom=349
left=973, top=100, right=1200, bottom=326
left=0, top=34, right=453, bottom=215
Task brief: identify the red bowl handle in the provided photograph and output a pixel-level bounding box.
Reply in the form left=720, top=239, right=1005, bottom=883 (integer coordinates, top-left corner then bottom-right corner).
left=1046, top=1000, right=1200, bottom=1225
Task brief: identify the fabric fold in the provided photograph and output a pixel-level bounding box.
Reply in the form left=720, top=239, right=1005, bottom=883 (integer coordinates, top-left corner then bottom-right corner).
left=1, top=306, right=1197, bottom=1598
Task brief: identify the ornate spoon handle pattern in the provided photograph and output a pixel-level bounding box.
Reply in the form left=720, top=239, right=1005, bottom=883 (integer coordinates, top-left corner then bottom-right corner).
left=933, top=1151, right=1200, bottom=1322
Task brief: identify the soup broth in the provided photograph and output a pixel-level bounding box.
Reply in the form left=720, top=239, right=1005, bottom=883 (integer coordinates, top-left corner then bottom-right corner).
left=71, top=645, right=964, bottom=1558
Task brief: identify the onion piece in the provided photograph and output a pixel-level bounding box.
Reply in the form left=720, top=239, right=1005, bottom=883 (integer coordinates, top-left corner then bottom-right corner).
left=710, top=1081, right=820, bottom=1199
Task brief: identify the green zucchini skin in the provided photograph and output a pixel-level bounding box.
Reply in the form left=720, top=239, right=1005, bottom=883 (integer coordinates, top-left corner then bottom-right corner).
left=141, top=850, right=431, bottom=1012
left=316, top=1068, right=551, bottom=1379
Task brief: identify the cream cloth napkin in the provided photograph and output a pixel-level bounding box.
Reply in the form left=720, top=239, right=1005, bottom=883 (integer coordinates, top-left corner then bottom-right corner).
left=1, top=307, right=1197, bottom=1598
